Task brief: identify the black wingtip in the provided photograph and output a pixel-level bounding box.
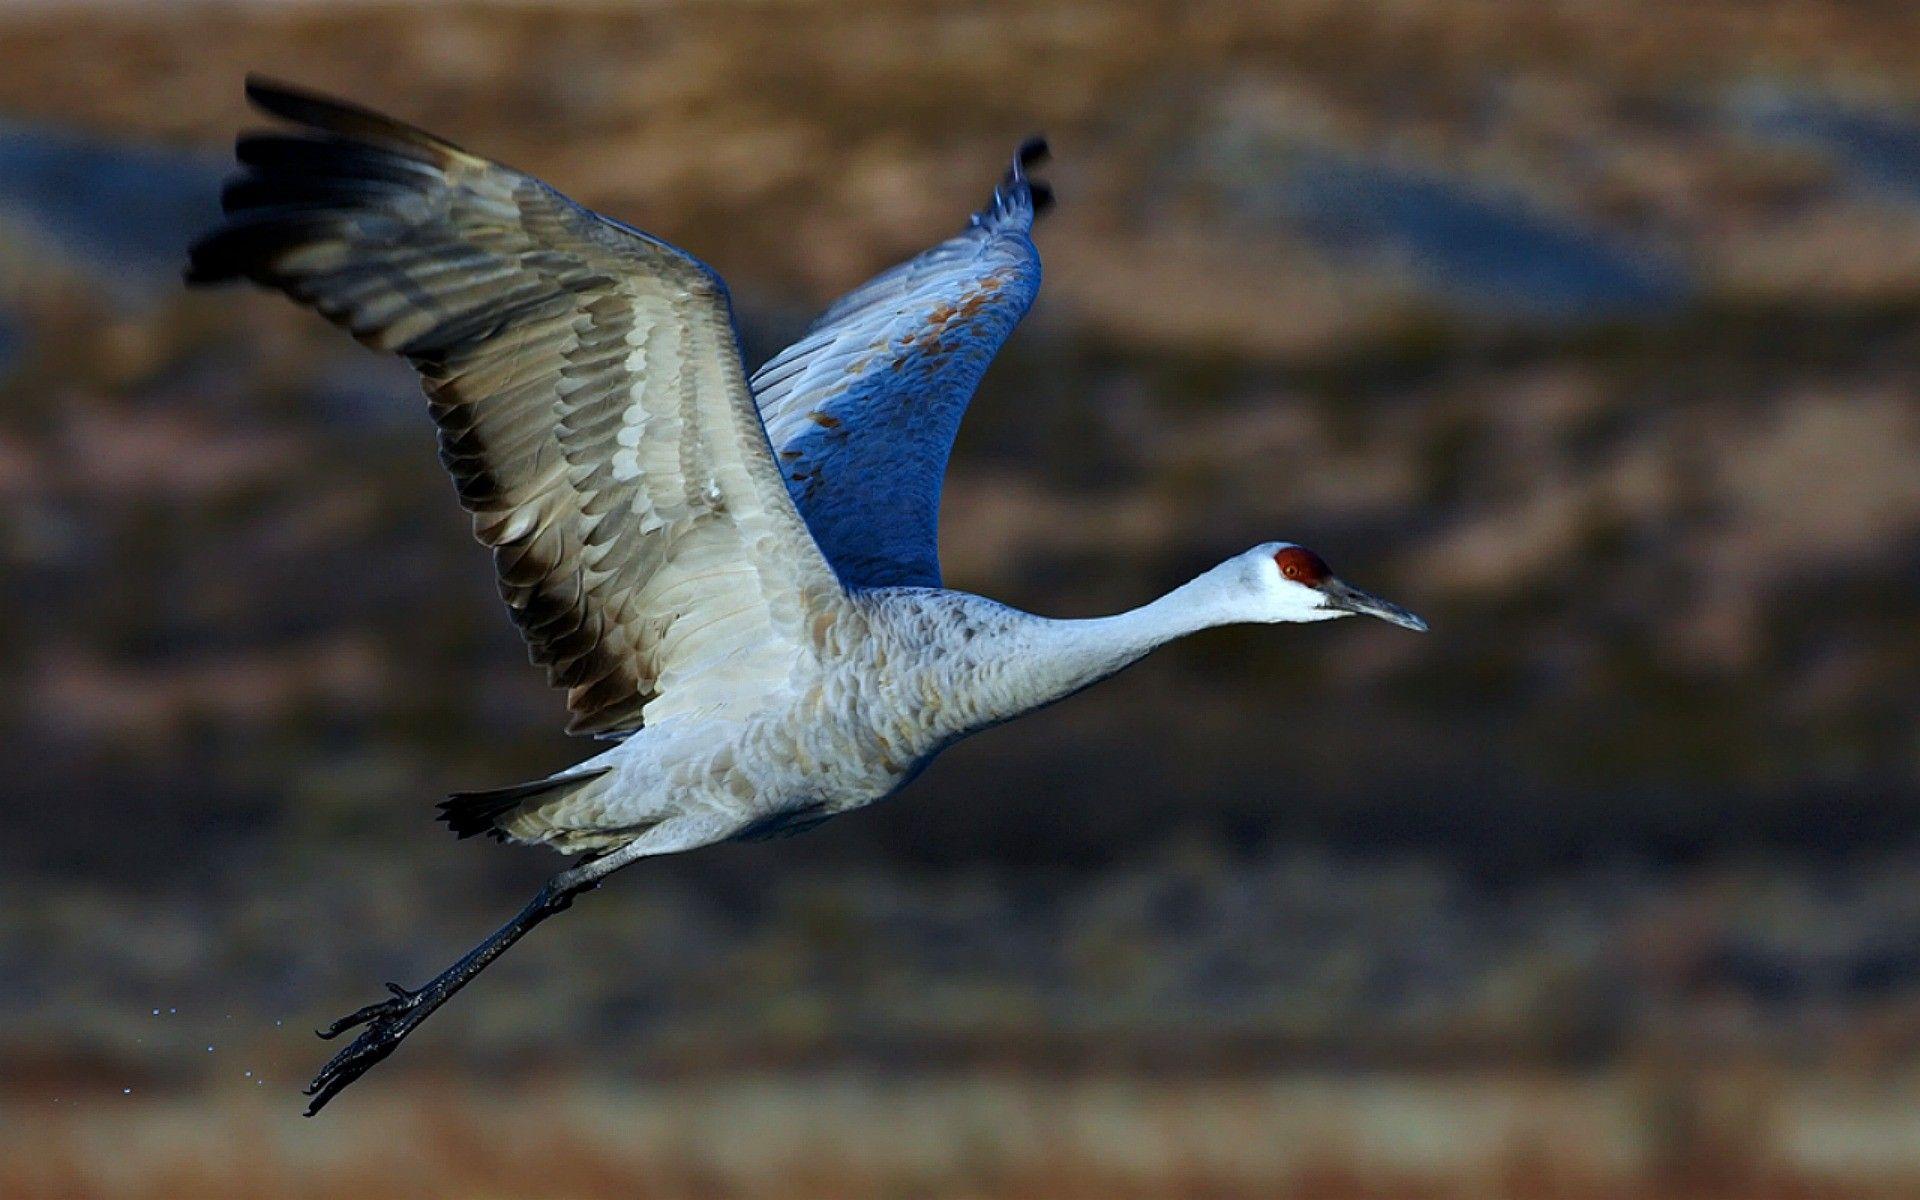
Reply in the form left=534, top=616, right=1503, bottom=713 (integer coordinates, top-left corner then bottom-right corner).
left=243, top=73, right=301, bottom=108
left=1011, top=137, right=1052, bottom=215
left=238, top=73, right=468, bottom=163
left=1014, top=136, right=1050, bottom=177
left=243, top=74, right=361, bottom=130
left=979, top=134, right=1054, bottom=227
left=244, top=74, right=365, bottom=126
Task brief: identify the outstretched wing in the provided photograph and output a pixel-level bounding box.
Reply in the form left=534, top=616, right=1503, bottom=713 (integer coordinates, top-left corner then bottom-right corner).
left=189, top=78, right=846, bottom=735
left=751, top=141, right=1049, bottom=589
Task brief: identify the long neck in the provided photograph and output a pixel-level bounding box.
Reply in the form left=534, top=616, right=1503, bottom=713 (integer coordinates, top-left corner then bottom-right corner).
left=926, top=566, right=1256, bottom=738
left=1040, top=569, right=1252, bottom=689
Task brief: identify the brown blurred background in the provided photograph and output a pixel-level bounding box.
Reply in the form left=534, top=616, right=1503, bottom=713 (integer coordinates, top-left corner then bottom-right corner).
left=5, top=2, right=1920, bottom=1196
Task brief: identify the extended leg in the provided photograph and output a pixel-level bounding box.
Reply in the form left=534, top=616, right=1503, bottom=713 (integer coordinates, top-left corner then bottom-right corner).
left=303, top=854, right=620, bottom=1116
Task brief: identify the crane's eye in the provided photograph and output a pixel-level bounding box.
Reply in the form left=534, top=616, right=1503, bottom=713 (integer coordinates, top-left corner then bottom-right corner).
left=1274, top=546, right=1330, bottom=586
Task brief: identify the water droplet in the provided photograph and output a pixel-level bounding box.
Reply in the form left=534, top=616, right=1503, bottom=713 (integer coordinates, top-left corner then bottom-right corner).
left=206, top=1045, right=215, bottom=1053
left=244, top=1070, right=252, bottom=1078
left=122, top=1088, right=132, bottom=1095
left=151, top=1008, right=160, bottom=1016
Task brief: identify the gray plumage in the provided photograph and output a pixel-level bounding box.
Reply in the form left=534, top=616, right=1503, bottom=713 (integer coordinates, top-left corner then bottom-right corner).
left=188, top=79, right=1425, bottom=1114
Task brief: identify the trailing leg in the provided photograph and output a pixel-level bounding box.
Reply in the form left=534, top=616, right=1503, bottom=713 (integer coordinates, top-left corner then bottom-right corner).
left=303, top=856, right=614, bottom=1116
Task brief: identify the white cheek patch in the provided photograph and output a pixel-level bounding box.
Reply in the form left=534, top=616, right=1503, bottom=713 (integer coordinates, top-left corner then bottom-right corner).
left=1268, top=578, right=1340, bottom=623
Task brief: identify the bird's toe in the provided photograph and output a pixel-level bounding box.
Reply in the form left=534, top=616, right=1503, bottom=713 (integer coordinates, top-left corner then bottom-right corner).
left=315, top=987, right=418, bottom=1040
left=304, top=986, right=434, bottom=1115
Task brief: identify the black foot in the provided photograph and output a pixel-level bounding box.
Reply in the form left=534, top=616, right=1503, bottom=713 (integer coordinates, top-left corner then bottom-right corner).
left=298, top=879, right=591, bottom=1116
left=303, top=981, right=432, bottom=1116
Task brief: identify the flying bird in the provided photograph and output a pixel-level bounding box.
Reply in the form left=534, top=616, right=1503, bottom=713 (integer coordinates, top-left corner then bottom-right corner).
left=188, top=77, right=1427, bottom=1115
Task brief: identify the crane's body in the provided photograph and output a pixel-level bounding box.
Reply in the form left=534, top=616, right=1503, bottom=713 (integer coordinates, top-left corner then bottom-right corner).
left=187, top=78, right=1425, bottom=1114
left=492, top=589, right=1060, bottom=856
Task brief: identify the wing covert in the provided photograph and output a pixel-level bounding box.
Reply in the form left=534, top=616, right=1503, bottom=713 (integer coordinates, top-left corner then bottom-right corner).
left=751, top=140, right=1050, bottom=589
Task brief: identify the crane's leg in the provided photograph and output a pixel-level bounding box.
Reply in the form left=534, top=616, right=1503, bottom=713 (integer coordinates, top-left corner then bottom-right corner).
left=302, top=849, right=630, bottom=1116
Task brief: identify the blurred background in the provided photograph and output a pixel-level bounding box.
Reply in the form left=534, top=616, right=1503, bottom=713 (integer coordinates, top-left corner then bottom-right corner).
left=5, top=1, right=1920, bottom=1196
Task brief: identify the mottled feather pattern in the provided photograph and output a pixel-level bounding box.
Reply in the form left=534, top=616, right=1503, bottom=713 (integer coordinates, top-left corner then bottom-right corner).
left=187, top=81, right=1075, bottom=854
left=189, top=77, right=845, bottom=737
left=751, top=140, right=1049, bottom=588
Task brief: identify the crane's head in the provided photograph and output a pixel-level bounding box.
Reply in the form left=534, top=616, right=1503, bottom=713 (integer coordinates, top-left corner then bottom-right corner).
left=1237, top=543, right=1427, bottom=631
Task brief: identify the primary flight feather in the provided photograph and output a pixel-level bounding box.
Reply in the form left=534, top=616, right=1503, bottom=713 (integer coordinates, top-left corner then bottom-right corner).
left=188, top=77, right=1425, bottom=1115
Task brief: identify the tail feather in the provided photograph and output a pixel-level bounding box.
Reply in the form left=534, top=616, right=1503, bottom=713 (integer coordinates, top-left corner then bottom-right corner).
left=437, top=768, right=611, bottom=841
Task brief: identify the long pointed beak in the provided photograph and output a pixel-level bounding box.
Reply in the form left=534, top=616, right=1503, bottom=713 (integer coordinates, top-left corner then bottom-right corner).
left=1320, top=577, right=1428, bottom=632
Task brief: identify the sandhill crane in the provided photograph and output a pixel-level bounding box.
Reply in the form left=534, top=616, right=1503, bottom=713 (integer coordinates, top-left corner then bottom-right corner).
left=188, top=78, right=1427, bottom=1115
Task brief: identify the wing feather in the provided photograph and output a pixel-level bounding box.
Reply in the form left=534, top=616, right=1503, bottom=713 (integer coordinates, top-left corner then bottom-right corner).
left=189, top=77, right=846, bottom=735
left=750, top=139, right=1050, bottom=588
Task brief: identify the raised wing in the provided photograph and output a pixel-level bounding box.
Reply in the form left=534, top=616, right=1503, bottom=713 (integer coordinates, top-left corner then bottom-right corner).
left=188, top=78, right=846, bottom=735
left=751, top=141, right=1049, bottom=589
